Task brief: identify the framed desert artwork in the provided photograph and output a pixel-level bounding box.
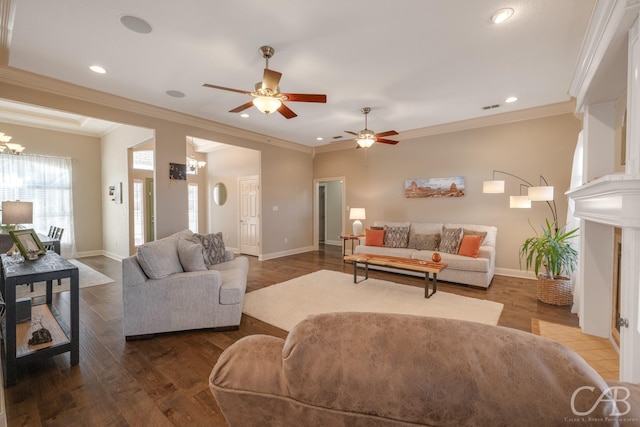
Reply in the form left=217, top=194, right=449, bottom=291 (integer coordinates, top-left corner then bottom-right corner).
left=404, top=176, right=465, bottom=198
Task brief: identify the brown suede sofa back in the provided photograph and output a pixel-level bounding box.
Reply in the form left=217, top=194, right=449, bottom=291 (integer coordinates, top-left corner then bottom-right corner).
left=210, top=312, right=640, bottom=426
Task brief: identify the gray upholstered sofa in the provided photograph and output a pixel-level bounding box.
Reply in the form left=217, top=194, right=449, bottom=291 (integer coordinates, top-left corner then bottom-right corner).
left=122, top=229, right=249, bottom=339
left=210, top=312, right=640, bottom=426
left=355, top=221, right=497, bottom=288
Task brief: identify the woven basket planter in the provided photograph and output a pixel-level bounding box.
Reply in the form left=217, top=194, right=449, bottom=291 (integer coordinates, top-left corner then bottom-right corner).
left=537, top=275, right=573, bottom=306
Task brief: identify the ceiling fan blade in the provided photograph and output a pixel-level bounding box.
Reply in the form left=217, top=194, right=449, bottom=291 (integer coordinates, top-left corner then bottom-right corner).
left=229, top=101, right=255, bottom=113
left=345, top=131, right=358, bottom=136
left=281, top=93, right=327, bottom=103
left=375, top=138, right=399, bottom=145
left=262, top=69, right=282, bottom=93
left=375, top=130, right=399, bottom=138
left=203, top=83, right=251, bottom=95
left=277, top=103, right=298, bottom=119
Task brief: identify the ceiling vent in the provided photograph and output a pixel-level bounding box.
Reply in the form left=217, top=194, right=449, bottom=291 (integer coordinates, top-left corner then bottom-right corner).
left=482, top=104, right=501, bottom=110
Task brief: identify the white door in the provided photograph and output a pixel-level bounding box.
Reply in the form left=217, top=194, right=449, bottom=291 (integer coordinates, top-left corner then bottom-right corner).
left=239, top=176, right=260, bottom=256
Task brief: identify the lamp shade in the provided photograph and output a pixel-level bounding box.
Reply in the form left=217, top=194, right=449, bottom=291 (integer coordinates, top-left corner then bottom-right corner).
left=252, top=96, right=282, bottom=115
left=356, top=137, right=375, bottom=148
left=510, top=195, right=531, bottom=209
left=483, top=180, right=505, bottom=193
left=1, top=201, right=33, bottom=224
left=349, top=208, right=366, bottom=220
left=528, top=186, right=554, bottom=201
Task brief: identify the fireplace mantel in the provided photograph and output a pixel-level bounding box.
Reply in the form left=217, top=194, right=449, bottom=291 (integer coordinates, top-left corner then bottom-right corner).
left=566, top=174, right=640, bottom=228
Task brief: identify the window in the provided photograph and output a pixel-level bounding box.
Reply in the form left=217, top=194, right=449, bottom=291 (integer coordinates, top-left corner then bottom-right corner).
left=0, top=154, right=74, bottom=254
left=133, top=150, right=154, bottom=170
left=188, top=183, right=198, bottom=232
left=133, top=180, right=144, bottom=246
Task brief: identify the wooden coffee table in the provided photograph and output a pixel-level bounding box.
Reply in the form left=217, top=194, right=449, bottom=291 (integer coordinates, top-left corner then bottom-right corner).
left=343, top=254, right=447, bottom=298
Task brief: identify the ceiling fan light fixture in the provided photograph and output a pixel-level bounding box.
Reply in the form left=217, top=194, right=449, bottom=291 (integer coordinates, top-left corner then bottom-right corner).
left=253, top=96, right=282, bottom=115
left=356, top=137, right=375, bottom=148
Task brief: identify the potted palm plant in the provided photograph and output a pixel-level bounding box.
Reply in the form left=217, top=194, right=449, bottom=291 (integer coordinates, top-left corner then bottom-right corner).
left=519, top=219, right=579, bottom=306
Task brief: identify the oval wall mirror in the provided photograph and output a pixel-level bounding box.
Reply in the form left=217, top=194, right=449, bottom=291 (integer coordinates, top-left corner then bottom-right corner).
left=214, top=182, right=227, bottom=206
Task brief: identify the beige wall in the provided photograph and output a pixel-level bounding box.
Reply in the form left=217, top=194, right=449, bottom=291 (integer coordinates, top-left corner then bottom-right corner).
left=314, top=113, right=583, bottom=273
left=0, top=121, right=103, bottom=255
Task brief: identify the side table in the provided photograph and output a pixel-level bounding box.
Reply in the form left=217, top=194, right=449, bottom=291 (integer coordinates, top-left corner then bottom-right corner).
left=0, top=251, right=79, bottom=386
left=339, top=234, right=365, bottom=257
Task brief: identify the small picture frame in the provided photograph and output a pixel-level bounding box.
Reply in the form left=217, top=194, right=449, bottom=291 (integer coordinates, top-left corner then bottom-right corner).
left=169, top=163, right=187, bottom=180
left=9, top=229, right=46, bottom=260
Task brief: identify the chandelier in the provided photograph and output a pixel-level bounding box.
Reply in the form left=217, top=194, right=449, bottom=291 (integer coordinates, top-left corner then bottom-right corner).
left=0, top=132, right=25, bottom=154
left=187, top=137, right=206, bottom=172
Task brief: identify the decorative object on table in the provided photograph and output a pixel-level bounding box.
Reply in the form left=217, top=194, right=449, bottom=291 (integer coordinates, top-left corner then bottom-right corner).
left=169, top=162, right=187, bottom=180
left=404, top=177, right=465, bottom=198
left=28, top=317, right=52, bottom=346
left=9, top=228, right=46, bottom=260
left=432, top=252, right=442, bottom=263
left=482, top=170, right=558, bottom=231
left=349, top=208, right=366, bottom=236
left=1, top=200, right=33, bottom=230
left=519, top=219, right=579, bottom=306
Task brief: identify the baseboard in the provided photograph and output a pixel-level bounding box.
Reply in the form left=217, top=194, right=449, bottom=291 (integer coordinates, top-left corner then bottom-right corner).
left=324, top=240, right=341, bottom=246
left=259, top=246, right=314, bottom=261
left=494, top=267, right=536, bottom=279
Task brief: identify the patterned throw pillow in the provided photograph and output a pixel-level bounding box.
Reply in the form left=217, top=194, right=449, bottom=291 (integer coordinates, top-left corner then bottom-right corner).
left=191, top=232, right=226, bottom=265
left=407, top=233, right=441, bottom=251
left=440, top=227, right=463, bottom=254
left=383, top=226, right=410, bottom=248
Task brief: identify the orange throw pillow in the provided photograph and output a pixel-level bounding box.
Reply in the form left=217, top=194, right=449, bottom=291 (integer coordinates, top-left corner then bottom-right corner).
left=458, top=234, right=483, bottom=258
left=365, top=228, right=385, bottom=247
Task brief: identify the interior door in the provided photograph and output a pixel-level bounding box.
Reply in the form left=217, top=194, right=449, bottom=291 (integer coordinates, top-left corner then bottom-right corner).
left=319, top=185, right=326, bottom=243
left=239, top=176, right=260, bottom=256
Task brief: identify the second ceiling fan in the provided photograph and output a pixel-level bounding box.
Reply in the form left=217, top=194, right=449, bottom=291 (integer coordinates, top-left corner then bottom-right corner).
left=203, top=45, right=327, bottom=119
left=346, top=107, right=398, bottom=148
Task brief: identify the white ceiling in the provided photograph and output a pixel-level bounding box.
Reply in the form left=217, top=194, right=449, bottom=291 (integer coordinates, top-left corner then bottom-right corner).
left=4, top=0, right=595, bottom=148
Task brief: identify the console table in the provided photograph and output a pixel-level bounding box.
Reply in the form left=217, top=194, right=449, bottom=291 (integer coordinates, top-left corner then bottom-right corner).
left=0, top=251, right=79, bottom=386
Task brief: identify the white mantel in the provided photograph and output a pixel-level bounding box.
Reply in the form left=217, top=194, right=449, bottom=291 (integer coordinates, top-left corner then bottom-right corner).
left=567, top=174, right=640, bottom=228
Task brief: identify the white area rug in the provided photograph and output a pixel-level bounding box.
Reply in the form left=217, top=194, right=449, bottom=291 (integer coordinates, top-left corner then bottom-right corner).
left=16, top=259, right=115, bottom=299
left=243, top=270, right=504, bottom=331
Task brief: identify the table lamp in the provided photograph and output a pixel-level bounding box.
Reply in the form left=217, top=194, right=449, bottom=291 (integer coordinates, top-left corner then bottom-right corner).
left=349, top=208, right=366, bottom=236
left=1, top=200, right=33, bottom=255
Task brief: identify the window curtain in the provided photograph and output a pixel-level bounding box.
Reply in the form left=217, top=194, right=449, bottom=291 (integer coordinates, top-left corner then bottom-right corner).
left=0, top=154, right=75, bottom=256
left=566, top=132, right=584, bottom=318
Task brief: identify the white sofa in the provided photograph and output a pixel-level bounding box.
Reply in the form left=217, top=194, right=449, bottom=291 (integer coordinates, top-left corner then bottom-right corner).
left=354, top=221, right=497, bottom=288
left=122, top=229, right=249, bottom=339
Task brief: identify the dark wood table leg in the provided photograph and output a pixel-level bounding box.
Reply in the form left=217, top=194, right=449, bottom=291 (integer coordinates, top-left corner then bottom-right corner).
left=425, top=272, right=437, bottom=298
left=352, top=260, right=358, bottom=282
left=70, top=268, right=79, bottom=365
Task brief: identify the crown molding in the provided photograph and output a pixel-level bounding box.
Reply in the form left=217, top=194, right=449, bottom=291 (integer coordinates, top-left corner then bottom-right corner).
left=0, top=65, right=313, bottom=154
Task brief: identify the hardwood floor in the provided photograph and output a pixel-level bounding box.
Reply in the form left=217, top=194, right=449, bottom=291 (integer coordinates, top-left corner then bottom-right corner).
left=4, top=245, right=580, bottom=426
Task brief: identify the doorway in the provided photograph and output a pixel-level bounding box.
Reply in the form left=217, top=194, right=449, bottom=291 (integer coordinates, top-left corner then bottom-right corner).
left=313, top=177, right=345, bottom=250
left=145, top=178, right=155, bottom=242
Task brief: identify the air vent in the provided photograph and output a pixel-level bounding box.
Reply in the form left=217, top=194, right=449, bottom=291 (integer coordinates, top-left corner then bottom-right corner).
left=482, top=104, right=501, bottom=110
left=332, top=135, right=343, bottom=139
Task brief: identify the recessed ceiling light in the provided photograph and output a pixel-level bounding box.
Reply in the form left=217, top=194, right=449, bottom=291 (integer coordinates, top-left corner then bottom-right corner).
left=240, top=113, right=249, bottom=118
left=505, top=96, right=518, bottom=103
left=120, top=15, right=152, bottom=34
left=491, top=8, right=514, bottom=24
left=166, top=90, right=185, bottom=98
left=316, top=137, right=323, bottom=141
left=89, top=65, right=107, bottom=74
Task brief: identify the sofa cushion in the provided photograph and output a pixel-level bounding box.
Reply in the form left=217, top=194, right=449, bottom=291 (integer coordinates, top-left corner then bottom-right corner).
left=440, top=227, right=463, bottom=254
left=191, top=232, right=226, bottom=265
left=409, top=222, right=443, bottom=235
left=383, top=225, right=410, bottom=248
left=365, top=228, right=385, bottom=246
left=136, top=236, right=184, bottom=279
left=412, top=250, right=490, bottom=273
left=177, top=237, right=208, bottom=272
left=458, top=234, right=483, bottom=258
left=407, top=233, right=440, bottom=250
left=356, top=245, right=414, bottom=258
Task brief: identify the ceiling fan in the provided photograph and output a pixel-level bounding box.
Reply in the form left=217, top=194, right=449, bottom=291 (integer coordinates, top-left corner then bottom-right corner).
left=346, top=107, right=398, bottom=148
left=203, top=45, right=327, bottom=119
